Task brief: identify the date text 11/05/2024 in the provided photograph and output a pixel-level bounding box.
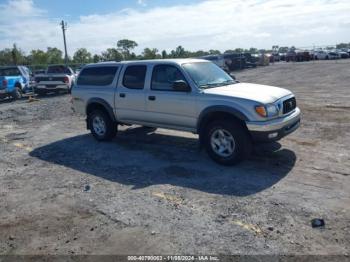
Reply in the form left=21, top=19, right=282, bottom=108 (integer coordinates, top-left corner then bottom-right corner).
left=127, top=255, right=220, bottom=261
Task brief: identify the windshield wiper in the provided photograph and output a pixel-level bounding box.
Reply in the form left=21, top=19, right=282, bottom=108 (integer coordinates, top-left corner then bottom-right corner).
left=221, top=80, right=236, bottom=85
left=199, top=80, right=236, bottom=89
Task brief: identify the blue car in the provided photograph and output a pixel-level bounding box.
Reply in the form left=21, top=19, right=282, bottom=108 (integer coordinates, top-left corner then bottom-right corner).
left=0, top=66, right=33, bottom=100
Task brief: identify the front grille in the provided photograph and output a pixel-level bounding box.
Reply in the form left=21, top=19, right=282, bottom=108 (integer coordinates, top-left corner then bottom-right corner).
left=283, top=97, right=297, bottom=114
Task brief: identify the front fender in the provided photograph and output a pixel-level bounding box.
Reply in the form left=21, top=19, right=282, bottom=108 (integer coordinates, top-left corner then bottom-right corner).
left=196, top=105, right=249, bottom=133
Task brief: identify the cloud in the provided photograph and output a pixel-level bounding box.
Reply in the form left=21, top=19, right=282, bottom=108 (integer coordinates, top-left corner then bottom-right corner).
left=0, top=0, right=349, bottom=55
left=137, top=0, right=147, bottom=7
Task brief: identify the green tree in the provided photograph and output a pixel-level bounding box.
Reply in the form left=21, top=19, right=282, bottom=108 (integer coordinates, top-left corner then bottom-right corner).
left=170, top=46, right=188, bottom=58
left=336, top=43, right=350, bottom=49
left=278, top=47, right=289, bottom=53
left=93, top=54, right=101, bottom=63
left=46, top=47, right=63, bottom=64
left=234, top=48, right=244, bottom=53
left=208, top=49, right=221, bottom=55
left=101, top=48, right=123, bottom=61
left=191, top=50, right=209, bottom=57
left=248, top=47, right=258, bottom=54
left=29, top=49, right=48, bottom=65
left=0, top=48, right=14, bottom=65
left=161, top=50, right=168, bottom=59
left=117, top=39, right=138, bottom=60
left=73, top=48, right=92, bottom=64
left=142, top=48, right=160, bottom=60
left=11, top=44, right=26, bottom=65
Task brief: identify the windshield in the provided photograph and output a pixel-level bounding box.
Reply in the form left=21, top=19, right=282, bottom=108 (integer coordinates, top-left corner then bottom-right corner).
left=182, top=62, right=236, bottom=89
left=47, top=65, right=72, bottom=75
left=0, top=67, right=21, bottom=76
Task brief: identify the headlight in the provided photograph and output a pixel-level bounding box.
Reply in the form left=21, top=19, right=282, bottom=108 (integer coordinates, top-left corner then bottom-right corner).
left=266, top=104, right=279, bottom=117
left=255, top=104, right=279, bottom=117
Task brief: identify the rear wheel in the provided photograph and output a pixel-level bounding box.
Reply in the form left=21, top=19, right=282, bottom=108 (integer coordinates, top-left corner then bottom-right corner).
left=88, top=110, right=117, bottom=141
left=203, top=120, right=252, bottom=165
left=12, top=87, right=23, bottom=100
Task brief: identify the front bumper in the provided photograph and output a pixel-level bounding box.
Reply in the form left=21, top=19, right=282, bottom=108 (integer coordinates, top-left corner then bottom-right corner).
left=246, top=107, right=301, bottom=142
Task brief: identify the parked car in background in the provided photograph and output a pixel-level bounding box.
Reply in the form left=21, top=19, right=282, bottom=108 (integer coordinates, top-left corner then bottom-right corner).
left=297, top=51, right=311, bottom=62
left=285, top=50, right=296, bottom=62
left=336, top=50, right=349, bottom=59
left=34, top=69, right=46, bottom=75
left=201, top=55, right=229, bottom=72
left=270, top=53, right=281, bottom=62
left=0, top=66, right=33, bottom=100
left=327, top=51, right=340, bottom=59
left=313, top=50, right=329, bottom=60
left=286, top=50, right=310, bottom=62
left=279, top=53, right=286, bottom=61
left=243, top=53, right=258, bottom=68
left=34, top=65, right=76, bottom=95
left=223, top=53, right=247, bottom=71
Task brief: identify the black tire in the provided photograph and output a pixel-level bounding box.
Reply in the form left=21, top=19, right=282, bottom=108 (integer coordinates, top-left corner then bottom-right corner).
left=67, top=84, right=73, bottom=94
left=12, top=87, right=23, bottom=100
left=203, top=120, right=252, bottom=165
left=35, top=89, right=46, bottom=96
left=88, top=109, right=117, bottom=141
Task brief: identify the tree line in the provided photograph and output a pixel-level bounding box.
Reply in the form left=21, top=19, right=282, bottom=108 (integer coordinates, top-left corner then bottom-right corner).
left=1, top=40, right=349, bottom=67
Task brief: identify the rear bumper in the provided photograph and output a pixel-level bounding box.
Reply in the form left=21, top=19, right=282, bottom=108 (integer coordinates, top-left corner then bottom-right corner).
left=35, top=85, right=69, bottom=91
left=246, top=108, right=301, bottom=142
left=0, top=88, right=11, bottom=97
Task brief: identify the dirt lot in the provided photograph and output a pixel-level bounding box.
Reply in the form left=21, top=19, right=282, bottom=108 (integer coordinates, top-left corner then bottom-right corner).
left=0, top=60, right=349, bottom=256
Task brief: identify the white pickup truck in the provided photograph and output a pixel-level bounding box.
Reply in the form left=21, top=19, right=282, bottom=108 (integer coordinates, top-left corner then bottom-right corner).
left=72, top=59, right=300, bottom=165
left=34, top=65, right=76, bottom=95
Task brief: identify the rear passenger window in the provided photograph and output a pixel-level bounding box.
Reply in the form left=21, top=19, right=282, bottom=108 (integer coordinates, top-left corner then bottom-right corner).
left=123, top=65, right=147, bottom=89
left=77, top=67, right=118, bottom=86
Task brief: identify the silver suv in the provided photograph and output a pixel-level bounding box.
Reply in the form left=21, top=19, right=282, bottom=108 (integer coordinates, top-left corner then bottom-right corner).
left=72, top=59, right=300, bottom=165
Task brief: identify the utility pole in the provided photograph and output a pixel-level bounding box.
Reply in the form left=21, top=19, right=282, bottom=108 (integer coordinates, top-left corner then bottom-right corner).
left=60, top=20, right=68, bottom=65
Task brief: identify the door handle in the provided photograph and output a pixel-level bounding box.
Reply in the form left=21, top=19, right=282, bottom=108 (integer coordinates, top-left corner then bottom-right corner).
left=148, top=96, right=156, bottom=101
left=119, top=93, right=126, bottom=98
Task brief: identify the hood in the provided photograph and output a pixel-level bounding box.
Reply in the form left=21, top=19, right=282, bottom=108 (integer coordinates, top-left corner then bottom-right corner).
left=202, top=82, right=292, bottom=104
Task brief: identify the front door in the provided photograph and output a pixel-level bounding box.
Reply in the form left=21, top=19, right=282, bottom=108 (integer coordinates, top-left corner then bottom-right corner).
left=145, top=64, right=197, bottom=130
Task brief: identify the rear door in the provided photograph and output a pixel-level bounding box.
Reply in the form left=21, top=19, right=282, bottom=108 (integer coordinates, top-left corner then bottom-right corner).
left=115, top=64, right=148, bottom=122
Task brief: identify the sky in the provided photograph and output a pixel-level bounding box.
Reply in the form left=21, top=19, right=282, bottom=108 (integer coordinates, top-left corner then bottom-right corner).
left=0, top=0, right=349, bottom=55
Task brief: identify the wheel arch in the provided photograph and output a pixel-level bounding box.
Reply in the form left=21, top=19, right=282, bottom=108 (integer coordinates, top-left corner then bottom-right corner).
left=14, top=81, right=23, bottom=89
left=197, top=106, right=249, bottom=139
left=86, top=98, right=116, bottom=129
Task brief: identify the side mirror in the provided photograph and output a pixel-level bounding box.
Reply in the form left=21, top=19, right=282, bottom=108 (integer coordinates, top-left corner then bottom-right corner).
left=173, top=80, right=190, bottom=92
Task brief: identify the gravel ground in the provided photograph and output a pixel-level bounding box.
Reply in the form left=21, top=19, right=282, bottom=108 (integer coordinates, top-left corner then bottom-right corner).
left=0, top=60, right=349, bottom=257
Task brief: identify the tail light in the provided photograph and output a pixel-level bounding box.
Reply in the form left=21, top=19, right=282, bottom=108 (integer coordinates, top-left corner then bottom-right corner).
left=2, top=79, right=8, bottom=87
left=64, top=76, right=69, bottom=84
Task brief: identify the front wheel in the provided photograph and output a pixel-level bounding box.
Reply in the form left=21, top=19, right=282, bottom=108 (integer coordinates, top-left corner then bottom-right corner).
left=204, top=120, right=252, bottom=165
left=88, top=110, right=117, bottom=141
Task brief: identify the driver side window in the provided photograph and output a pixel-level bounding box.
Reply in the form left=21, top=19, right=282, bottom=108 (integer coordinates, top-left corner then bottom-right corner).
left=151, top=65, right=187, bottom=91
